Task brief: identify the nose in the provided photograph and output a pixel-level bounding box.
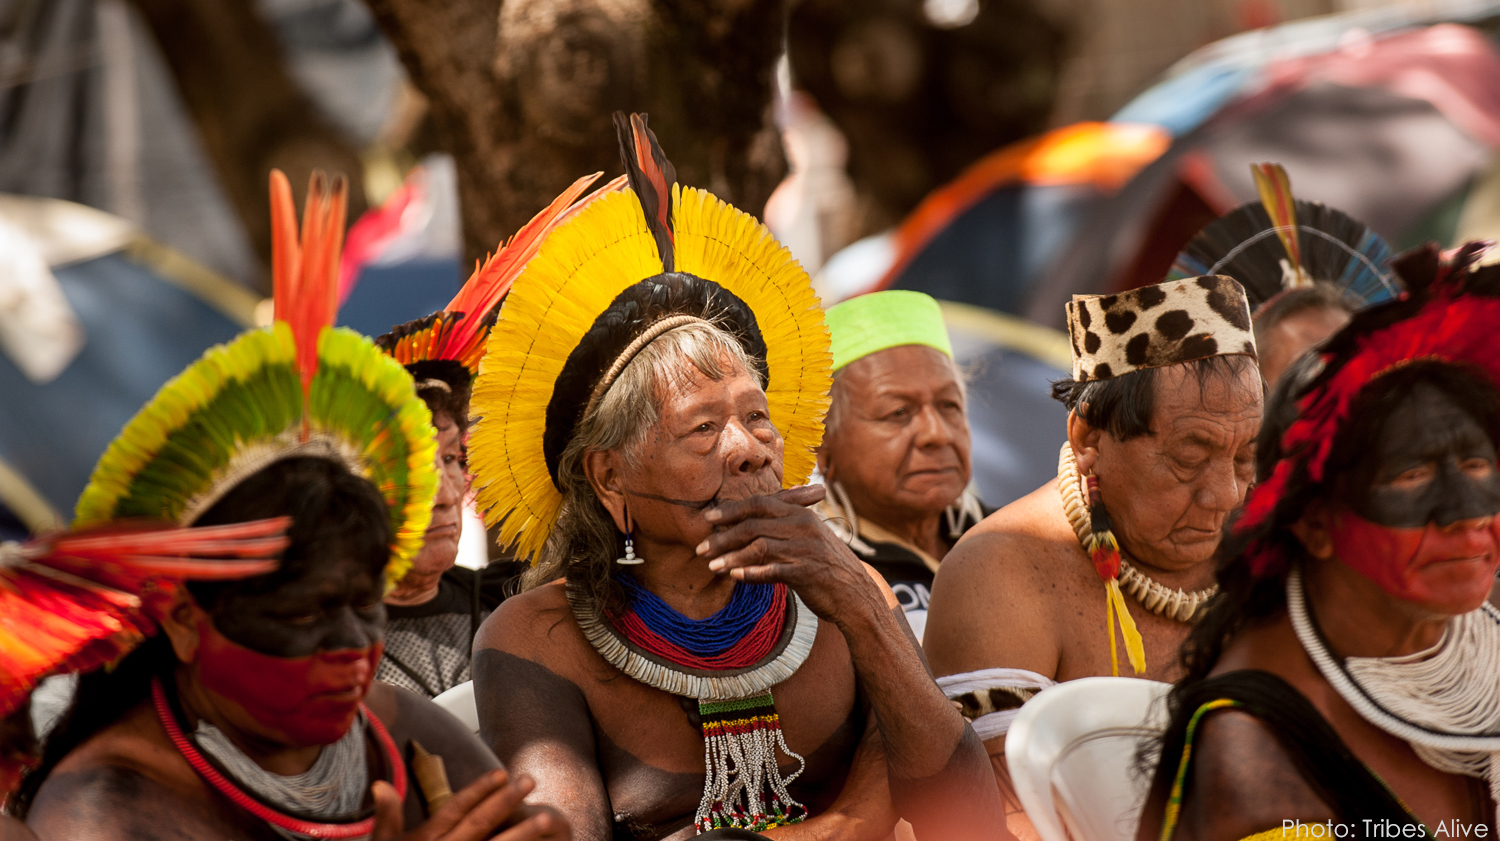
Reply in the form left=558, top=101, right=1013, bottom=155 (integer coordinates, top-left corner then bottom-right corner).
left=434, top=461, right=464, bottom=510
left=322, top=607, right=380, bottom=653
left=913, top=403, right=956, bottom=449
left=1194, top=456, right=1243, bottom=513
left=724, top=418, right=775, bottom=475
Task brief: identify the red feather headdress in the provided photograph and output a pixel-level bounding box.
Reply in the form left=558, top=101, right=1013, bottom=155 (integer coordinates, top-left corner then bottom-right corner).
left=378, top=173, right=625, bottom=374
left=0, top=518, right=289, bottom=717
left=1240, top=241, right=1500, bottom=576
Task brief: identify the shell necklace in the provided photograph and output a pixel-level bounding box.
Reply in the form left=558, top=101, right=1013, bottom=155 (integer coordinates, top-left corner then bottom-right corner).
left=1056, top=442, right=1216, bottom=622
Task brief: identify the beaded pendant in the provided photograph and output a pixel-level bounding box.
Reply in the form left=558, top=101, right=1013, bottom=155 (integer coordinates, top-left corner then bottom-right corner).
left=695, top=691, right=807, bottom=832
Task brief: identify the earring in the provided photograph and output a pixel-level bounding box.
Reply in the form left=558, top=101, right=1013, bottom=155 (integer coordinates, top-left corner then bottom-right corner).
left=1085, top=473, right=1120, bottom=580
left=616, top=506, right=643, bottom=565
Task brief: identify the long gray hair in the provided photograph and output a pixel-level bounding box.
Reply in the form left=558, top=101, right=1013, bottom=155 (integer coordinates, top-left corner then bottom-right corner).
left=522, top=320, right=765, bottom=614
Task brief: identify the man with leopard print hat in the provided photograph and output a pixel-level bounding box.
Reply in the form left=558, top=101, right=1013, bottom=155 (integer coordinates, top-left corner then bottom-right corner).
left=924, top=275, right=1262, bottom=840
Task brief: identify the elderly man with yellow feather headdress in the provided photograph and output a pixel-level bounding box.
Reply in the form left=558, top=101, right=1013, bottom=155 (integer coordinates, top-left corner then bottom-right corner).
left=467, top=114, right=1003, bottom=841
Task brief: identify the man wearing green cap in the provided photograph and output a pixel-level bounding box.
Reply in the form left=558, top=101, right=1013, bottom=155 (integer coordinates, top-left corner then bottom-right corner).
left=819, top=290, right=986, bottom=643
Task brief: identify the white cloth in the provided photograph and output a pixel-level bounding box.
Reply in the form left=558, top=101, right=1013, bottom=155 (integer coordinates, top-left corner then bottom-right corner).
left=938, top=667, right=1057, bottom=741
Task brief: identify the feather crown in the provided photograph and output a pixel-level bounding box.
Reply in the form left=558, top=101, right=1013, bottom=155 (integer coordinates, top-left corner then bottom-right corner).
left=75, top=171, right=438, bottom=588
left=1237, top=241, right=1500, bottom=576
left=468, top=112, right=832, bottom=563
left=1170, top=163, right=1401, bottom=311
left=0, top=517, right=290, bottom=718
left=376, top=172, right=626, bottom=376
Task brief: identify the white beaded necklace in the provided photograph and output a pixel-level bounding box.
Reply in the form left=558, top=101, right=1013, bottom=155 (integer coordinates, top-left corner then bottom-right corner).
left=1056, top=442, right=1217, bottom=622
left=1287, top=566, right=1500, bottom=823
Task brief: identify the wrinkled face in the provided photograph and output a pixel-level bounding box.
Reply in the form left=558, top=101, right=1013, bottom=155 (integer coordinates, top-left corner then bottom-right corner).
left=820, top=345, right=971, bottom=524
left=192, top=553, right=385, bottom=746
left=406, top=412, right=467, bottom=581
left=1325, top=384, right=1500, bottom=612
left=1095, top=362, right=1261, bottom=570
left=610, top=356, right=784, bottom=552
left=1257, top=305, right=1350, bottom=386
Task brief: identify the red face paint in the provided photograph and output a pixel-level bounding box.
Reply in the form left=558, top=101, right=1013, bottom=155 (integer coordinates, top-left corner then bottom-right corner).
left=196, top=619, right=381, bottom=746
left=1328, top=509, right=1500, bottom=613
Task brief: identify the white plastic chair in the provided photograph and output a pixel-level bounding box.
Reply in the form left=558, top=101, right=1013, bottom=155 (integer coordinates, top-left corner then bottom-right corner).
left=432, top=679, right=480, bottom=733
left=1005, top=677, right=1172, bottom=841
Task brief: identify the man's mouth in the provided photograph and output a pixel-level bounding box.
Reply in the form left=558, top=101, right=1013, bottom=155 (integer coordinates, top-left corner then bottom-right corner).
left=426, top=521, right=460, bottom=537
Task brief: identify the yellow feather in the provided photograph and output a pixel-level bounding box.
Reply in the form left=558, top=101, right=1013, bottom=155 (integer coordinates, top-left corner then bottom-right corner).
left=1108, top=579, right=1147, bottom=675
left=470, top=185, right=833, bottom=565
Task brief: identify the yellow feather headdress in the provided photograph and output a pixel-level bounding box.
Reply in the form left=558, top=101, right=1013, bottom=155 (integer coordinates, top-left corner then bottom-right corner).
left=75, top=172, right=438, bottom=589
left=468, top=114, right=831, bottom=562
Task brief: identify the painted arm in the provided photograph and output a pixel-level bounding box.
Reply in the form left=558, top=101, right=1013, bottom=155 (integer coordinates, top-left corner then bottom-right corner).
left=472, top=643, right=612, bottom=841
left=699, top=485, right=1010, bottom=841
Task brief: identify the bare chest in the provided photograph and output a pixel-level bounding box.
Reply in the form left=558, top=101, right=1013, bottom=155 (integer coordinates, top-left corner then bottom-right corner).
left=1048, top=546, right=1194, bottom=683
left=574, top=621, right=865, bottom=832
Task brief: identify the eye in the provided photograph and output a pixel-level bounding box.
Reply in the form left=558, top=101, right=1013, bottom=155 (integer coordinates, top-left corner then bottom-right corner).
left=283, top=613, right=320, bottom=627
left=1390, top=464, right=1436, bottom=486
left=1461, top=457, right=1495, bottom=477
left=696, top=422, right=715, bottom=433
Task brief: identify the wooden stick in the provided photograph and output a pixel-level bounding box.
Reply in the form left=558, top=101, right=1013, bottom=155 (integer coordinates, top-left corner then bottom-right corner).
left=410, top=740, right=453, bottom=813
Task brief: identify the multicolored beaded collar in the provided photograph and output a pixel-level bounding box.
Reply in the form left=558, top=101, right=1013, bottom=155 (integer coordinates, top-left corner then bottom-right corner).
left=568, top=576, right=817, bottom=832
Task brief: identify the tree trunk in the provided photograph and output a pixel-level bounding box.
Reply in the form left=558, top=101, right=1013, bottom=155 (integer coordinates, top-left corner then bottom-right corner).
left=363, top=0, right=787, bottom=265
left=127, top=0, right=368, bottom=291
left=787, top=0, right=1070, bottom=237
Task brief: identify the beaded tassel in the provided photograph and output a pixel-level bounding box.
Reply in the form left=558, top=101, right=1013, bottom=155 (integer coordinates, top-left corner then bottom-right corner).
left=694, top=692, right=807, bottom=833
left=1087, top=475, right=1146, bottom=676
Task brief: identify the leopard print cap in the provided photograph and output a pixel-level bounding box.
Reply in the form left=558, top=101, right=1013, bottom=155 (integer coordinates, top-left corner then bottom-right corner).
left=1066, top=275, right=1256, bottom=381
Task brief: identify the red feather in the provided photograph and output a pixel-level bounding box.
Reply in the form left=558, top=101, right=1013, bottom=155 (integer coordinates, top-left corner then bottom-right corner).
left=0, top=517, right=290, bottom=717
left=270, top=170, right=349, bottom=398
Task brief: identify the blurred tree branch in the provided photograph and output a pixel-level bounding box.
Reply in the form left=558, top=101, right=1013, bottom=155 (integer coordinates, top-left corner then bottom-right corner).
left=362, top=0, right=787, bottom=265
left=127, top=0, right=367, bottom=291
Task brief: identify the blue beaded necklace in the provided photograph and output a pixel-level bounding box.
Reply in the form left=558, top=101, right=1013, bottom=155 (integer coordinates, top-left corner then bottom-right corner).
left=615, top=572, right=776, bottom=656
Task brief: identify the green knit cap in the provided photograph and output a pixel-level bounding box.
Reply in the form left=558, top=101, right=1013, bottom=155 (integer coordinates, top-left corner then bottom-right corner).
left=825, top=290, right=953, bottom=372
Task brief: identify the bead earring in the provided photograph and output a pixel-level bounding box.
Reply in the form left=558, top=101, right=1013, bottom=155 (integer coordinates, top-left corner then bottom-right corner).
left=617, top=506, right=643, bottom=565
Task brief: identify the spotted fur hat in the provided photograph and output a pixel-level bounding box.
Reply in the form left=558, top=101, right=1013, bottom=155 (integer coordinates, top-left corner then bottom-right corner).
left=1066, top=275, right=1256, bottom=381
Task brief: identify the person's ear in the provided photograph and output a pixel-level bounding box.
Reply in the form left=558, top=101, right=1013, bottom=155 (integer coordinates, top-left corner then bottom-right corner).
left=1068, top=405, right=1106, bottom=476
left=1289, top=501, right=1336, bottom=561
left=159, top=590, right=206, bottom=664
left=584, top=449, right=629, bottom=533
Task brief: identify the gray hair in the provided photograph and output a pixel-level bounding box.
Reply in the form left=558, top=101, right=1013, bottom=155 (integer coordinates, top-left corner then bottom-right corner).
left=522, top=320, right=763, bottom=612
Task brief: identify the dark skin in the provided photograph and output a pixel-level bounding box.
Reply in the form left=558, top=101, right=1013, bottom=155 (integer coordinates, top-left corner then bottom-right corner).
left=1136, top=386, right=1500, bottom=841
left=1, top=702, right=38, bottom=841
left=475, top=356, right=1002, bottom=841
left=818, top=345, right=972, bottom=561
left=925, top=361, right=1261, bottom=841
left=1256, top=306, right=1350, bottom=387
left=28, top=553, right=565, bottom=841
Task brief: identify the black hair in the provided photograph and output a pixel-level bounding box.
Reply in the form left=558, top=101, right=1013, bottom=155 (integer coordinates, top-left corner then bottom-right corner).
left=406, top=359, right=474, bottom=434
left=1049, top=354, right=1261, bottom=441
left=13, top=457, right=391, bottom=815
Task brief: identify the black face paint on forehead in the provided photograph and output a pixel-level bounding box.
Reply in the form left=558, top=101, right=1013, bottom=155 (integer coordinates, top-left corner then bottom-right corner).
left=1345, top=384, right=1500, bottom=529
left=206, top=553, right=386, bottom=659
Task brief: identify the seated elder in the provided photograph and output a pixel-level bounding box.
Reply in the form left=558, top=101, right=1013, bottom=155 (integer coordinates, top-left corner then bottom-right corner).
left=817, top=290, right=985, bottom=640
left=1170, top=164, right=1399, bottom=386
left=467, top=114, right=1002, bottom=841
left=18, top=173, right=562, bottom=841
left=1139, top=243, right=1500, bottom=841
left=924, top=276, right=1262, bottom=838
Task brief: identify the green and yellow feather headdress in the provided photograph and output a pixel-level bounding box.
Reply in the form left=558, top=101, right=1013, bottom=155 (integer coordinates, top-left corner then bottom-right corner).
left=75, top=171, right=438, bottom=588
left=469, top=113, right=832, bottom=562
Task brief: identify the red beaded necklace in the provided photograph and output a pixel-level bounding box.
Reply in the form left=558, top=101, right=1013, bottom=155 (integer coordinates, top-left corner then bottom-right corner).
left=151, top=678, right=406, bottom=839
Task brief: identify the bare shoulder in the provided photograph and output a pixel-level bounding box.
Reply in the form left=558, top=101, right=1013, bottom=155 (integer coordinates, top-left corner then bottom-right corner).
left=29, top=709, right=225, bottom=841
left=366, top=682, right=500, bottom=784
left=1171, top=708, right=1333, bottom=841
left=474, top=579, right=577, bottom=661
left=925, top=483, right=1072, bottom=677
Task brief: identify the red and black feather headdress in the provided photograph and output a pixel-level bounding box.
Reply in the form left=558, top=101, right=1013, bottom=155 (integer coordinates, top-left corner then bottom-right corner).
left=1239, top=240, right=1500, bottom=576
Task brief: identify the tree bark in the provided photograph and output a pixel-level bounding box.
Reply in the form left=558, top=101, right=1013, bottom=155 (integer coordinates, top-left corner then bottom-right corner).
left=127, top=0, right=369, bottom=291
left=787, top=0, right=1069, bottom=237
left=363, top=0, right=787, bottom=265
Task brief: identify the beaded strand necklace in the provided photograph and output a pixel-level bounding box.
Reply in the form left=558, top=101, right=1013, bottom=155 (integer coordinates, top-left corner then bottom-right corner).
left=571, top=575, right=816, bottom=833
